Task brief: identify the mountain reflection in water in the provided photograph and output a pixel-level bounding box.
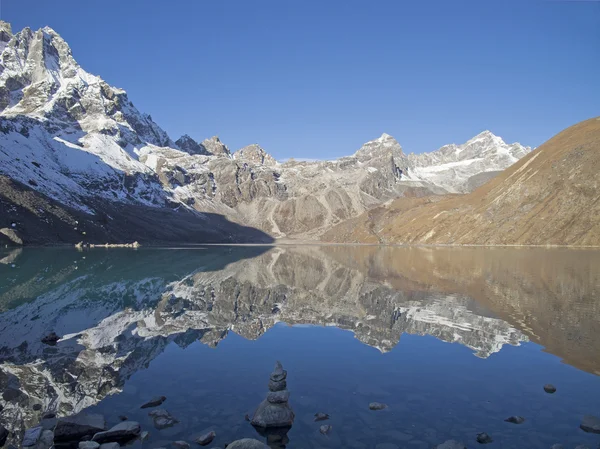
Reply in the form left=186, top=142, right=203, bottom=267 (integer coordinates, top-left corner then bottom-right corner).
left=0, top=245, right=599, bottom=448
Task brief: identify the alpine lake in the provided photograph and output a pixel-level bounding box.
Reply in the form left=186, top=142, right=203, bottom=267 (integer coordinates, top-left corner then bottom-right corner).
left=0, top=245, right=599, bottom=449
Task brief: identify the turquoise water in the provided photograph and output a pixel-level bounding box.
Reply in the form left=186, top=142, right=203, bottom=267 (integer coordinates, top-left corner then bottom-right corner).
left=0, top=246, right=599, bottom=448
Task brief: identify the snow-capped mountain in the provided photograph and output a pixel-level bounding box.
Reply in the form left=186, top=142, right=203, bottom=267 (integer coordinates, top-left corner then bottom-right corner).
left=402, top=130, right=532, bottom=193
left=0, top=21, right=531, bottom=243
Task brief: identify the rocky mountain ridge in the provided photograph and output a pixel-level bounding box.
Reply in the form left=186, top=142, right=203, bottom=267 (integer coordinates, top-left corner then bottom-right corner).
left=322, top=117, right=600, bottom=246
left=0, top=21, right=531, bottom=242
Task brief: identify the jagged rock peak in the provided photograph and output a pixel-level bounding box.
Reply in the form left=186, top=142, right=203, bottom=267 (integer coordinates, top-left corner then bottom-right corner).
left=201, top=135, right=231, bottom=157
left=0, top=21, right=12, bottom=43
left=354, top=133, right=403, bottom=159
left=234, top=144, right=277, bottom=166
left=175, top=134, right=211, bottom=156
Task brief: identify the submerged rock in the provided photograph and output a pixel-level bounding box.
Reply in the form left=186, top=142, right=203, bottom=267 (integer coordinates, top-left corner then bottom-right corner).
left=319, top=424, right=332, bottom=435
left=544, top=384, right=557, bottom=394
left=580, top=415, right=600, bottom=434
left=92, top=421, right=141, bottom=443
left=141, top=396, right=166, bottom=409
left=79, top=442, right=100, bottom=449
left=369, top=402, right=387, bottom=410
left=195, top=431, right=216, bottom=446
left=504, top=416, right=525, bottom=424
left=550, top=445, right=564, bottom=449
left=41, top=332, right=60, bottom=345
left=314, top=413, right=330, bottom=421
left=226, top=439, right=268, bottom=449
left=149, top=409, right=178, bottom=429
left=99, top=443, right=120, bottom=449
left=172, top=441, right=190, bottom=449
left=251, top=361, right=295, bottom=428
left=476, top=433, right=493, bottom=444
left=435, top=441, right=467, bottom=449
left=22, top=426, right=42, bottom=447
left=54, top=413, right=106, bottom=443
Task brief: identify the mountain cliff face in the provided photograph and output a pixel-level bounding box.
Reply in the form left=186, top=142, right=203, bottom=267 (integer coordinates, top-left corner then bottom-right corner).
left=0, top=21, right=531, bottom=243
left=322, top=117, right=600, bottom=246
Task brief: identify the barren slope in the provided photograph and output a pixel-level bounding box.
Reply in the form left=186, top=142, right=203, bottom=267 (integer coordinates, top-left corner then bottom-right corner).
left=322, top=117, right=600, bottom=246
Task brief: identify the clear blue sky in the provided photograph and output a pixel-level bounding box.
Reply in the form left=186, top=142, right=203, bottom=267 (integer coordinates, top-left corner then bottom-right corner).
left=4, top=0, right=599, bottom=159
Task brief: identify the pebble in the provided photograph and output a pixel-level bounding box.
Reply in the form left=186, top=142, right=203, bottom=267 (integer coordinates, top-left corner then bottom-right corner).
left=314, top=412, right=330, bottom=421
left=504, top=415, right=526, bottom=424
left=580, top=415, right=600, bottom=434
left=173, top=442, right=190, bottom=449
left=319, top=425, right=332, bottom=435
left=196, top=431, right=216, bottom=446
left=544, top=384, right=557, bottom=394
left=369, top=402, right=387, bottom=410
left=141, top=395, right=167, bottom=409
left=476, top=433, right=493, bottom=444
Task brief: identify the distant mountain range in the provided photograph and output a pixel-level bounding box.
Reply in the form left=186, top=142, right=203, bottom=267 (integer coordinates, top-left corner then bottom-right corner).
left=0, top=21, right=542, bottom=244
left=322, top=117, right=600, bottom=246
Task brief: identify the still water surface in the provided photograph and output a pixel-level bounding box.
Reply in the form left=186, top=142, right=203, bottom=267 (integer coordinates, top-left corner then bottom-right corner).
left=0, top=245, right=599, bottom=448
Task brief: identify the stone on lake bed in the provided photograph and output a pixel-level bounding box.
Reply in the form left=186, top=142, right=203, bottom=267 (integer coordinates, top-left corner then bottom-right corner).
left=544, top=384, right=557, bottom=394
left=22, top=426, right=42, bottom=447
left=226, top=439, right=269, bottom=449
left=172, top=441, right=190, bottom=449
left=54, top=413, right=106, bottom=442
left=0, top=426, right=8, bottom=447
left=99, top=444, right=120, bottom=449
left=141, top=395, right=166, bottom=408
left=369, top=402, right=387, bottom=410
left=580, top=415, right=600, bottom=434
left=195, top=431, right=216, bottom=446
left=504, top=416, right=525, bottom=424
left=550, top=445, right=564, bottom=449
left=435, top=441, right=467, bottom=449
left=476, top=433, right=493, bottom=444
left=251, top=400, right=295, bottom=428
left=92, top=421, right=141, bottom=443
left=149, top=409, right=178, bottom=429
left=314, top=412, right=330, bottom=421
left=319, top=424, right=332, bottom=435
left=79, top=442, right=100, bottom=449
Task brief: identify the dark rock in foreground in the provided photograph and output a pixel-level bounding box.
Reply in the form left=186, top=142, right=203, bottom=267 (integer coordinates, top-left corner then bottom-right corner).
left=92, top=421, right=141, bottom=444
left=544, top=384, right=557, bottom=394
left=141, top=395, right=166, bottom=409
left=226, top=439, right=268, bottom=449
left=369, top=402, right=387, bottom=410
left=476, top=433, right=493, bottom=444
left=251, top=361, right=295, bottom=428
left=580, top=415, right=600, bottom=434
left=54, top=413, right=106, bottom=443
left=504, top=416, right=525, bottom=424
left=195, top=431, right=216, bottom=446
left=435, top=441, right=467, bottom=449
left=172, top=441, right=190, bottom=449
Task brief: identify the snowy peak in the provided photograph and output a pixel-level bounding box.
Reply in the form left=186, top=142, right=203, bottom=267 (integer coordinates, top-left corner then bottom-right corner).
left=233, top=144, right=277, bottom=166
left=354, top=132, right=403, bottom=160
left=200, top=135, right=231, bottom=157
left=404, top=131, right=533, bottom=193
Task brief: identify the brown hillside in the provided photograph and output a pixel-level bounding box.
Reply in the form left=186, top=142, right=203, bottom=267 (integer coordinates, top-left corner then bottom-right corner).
left=322, top=117, right=600, bottom=246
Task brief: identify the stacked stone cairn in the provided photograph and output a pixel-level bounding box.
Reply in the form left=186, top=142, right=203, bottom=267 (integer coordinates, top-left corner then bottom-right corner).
left=251, top=361, right=295, bottom=428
